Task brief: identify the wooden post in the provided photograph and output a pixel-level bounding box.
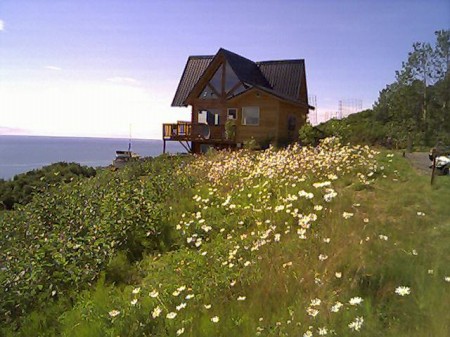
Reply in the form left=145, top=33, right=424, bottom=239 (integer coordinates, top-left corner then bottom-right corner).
left=430, top=148, right=436, bottom=185
left=162, top=124, right=166, bottom=154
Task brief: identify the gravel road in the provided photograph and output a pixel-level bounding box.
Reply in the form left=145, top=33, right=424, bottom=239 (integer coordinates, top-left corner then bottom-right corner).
left=405, top=152, right=432, bottom=175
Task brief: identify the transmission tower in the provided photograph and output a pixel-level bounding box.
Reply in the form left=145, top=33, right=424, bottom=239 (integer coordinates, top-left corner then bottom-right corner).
left=308, top=95, right=318, bottom=125
left=338, top=99, right=363, bottom=119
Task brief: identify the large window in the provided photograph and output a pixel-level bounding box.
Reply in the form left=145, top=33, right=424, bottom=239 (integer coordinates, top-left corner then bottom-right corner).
left=198, top=61, right=247, bottom=99
left=199, top=85, right=218, bottom=100
left=209, top=67, right=222, bottom=93
left=227, top=83, right=246, bottom=98
left=224, top=62, right=240, bottom=93
left=242, top=106, right=260, bottom=126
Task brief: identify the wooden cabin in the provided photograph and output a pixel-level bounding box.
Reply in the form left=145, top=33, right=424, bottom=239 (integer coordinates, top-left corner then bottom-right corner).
left=163, top=48, right=313, bottom=153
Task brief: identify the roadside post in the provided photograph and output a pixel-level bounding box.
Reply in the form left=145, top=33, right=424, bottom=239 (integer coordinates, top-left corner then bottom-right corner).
left=430, top=148, right=437, bottom=185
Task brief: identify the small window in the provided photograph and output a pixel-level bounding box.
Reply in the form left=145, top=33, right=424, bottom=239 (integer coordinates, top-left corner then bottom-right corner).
left=227, top=108, right=237, bottom=120
left=198, top=110, right=207, bottom=124
left=242, top=106, right=260, bottom=126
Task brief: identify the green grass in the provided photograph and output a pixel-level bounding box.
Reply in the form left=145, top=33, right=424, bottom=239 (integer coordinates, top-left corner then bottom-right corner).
left=2, top=140, right=450, bottom=336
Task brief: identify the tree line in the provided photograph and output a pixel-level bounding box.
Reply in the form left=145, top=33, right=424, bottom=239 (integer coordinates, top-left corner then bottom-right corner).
left=301, top=30, right=450, bottom=148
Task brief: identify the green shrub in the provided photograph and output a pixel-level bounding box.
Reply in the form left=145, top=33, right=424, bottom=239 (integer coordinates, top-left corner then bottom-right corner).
left=105, top=252, right=137, bottom=285
left=298, top=122, right=324, bottom=146
left=243, top=137, right=259, bottom=150
left=0, top=156, right=193, bottom=329
left=0, top=162, right=96, bottom=210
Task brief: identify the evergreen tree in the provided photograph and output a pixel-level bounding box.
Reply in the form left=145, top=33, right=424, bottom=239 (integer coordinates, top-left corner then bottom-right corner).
left=374, top=30, right=450, bottom=146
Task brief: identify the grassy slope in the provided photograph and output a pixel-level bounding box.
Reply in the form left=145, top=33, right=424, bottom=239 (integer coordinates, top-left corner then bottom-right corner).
left=7, top=143, right=450, bottom=337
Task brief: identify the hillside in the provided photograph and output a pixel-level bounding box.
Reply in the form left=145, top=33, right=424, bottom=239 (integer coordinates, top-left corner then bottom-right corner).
left=0, top=162, right=96, bottom=210
left=1, top=139, right=449, bottom=336
left=303, top=30, right=449, bottom=149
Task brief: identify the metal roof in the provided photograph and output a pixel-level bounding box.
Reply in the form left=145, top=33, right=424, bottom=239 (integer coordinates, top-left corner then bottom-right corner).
left=171, top=56, right=213, bottom=107
left=257, top=60, right=304, bottom=102
left=171, top=49, right=307, bottom=107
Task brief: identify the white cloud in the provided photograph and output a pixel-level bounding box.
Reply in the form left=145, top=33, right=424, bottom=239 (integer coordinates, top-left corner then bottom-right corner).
left=0, top=81, right=187, bottom=139
left=0, top=20, right=4, bottom=31
left=44, top=66, right=62, bottom=71
left=107, top=77, right=140, bottom=85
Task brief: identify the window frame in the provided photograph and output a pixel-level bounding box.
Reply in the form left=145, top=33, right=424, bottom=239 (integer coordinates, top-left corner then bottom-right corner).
left=227, top=108, right=238, bottom=120
left=241, top=106, right=260, bottom=126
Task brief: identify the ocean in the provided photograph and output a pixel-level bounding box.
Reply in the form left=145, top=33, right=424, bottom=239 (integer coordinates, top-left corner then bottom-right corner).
left=0, top=135, right=187, bottom=180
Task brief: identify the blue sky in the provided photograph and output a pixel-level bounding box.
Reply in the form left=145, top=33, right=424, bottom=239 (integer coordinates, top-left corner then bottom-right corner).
left=0, top=0, right=448, bottom=139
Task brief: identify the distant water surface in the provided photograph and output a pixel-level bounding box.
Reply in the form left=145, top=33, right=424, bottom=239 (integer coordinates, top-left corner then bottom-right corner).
left=0, top=135, right=186, bottom=180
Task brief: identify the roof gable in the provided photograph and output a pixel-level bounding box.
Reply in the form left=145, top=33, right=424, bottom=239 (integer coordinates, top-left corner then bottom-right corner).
left=171, top=49, right=307, bottom=107
left=171, top=56, right=213, bottom=106
left=220, top=49, right=271, bottom=89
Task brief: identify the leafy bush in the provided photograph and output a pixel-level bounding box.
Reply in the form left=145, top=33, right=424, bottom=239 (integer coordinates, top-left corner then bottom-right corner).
left=105, top=252, right=137, bottom=285
left=311, top=109, right=395, bottom=147
left=298, top=122, right=324, bottom=146
left=0, top=156, right=194, bottom=330
left=224, top=119, right=236, bottom=140
left=0, top=162, right=96, bottom=210
left=243, top=137, right=259, bottom=150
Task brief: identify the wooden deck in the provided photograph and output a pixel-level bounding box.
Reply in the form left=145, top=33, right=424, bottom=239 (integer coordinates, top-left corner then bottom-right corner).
left=162, top=121, right=235, bottom=153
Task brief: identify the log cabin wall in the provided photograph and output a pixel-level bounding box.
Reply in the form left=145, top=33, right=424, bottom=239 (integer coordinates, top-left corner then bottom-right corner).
left=229, top=90, right=280, bottom=145
left=186, top=90, right=308, bottom=152
left=277, top=101, right=308, bottom=143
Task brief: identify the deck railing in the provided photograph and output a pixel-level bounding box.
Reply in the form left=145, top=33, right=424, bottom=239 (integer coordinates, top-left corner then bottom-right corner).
left=163, top=122, right=229, bottom=141
left=163, top=121, right=192, bottom=139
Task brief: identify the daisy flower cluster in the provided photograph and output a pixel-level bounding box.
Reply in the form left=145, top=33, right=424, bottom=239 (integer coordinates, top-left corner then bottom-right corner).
left=106, top=138, right=387, bottom=335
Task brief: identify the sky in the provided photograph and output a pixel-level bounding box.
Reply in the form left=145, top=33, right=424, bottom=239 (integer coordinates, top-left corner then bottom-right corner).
left=0, top=0, right=449, bottom=139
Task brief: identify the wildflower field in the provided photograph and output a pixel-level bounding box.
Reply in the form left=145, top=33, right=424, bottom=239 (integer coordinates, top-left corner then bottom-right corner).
left=1, top=138, right=449, bottom=336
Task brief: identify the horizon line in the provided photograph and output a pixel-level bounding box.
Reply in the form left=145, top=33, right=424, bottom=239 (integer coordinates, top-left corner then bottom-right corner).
left=0, top=133, right=162, bottom=141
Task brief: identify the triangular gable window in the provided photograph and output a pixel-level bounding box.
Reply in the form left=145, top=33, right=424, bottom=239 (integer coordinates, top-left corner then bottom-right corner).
left=227, top=83, right=246, bottom=98
left=209, top=67, right=222, bottom=93
left=200, top=84, right=218, bottom=99
left=198, top=61, right=246, bottom=99
left=224, top=62, right=240, bottom=93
